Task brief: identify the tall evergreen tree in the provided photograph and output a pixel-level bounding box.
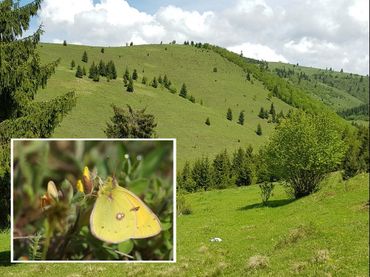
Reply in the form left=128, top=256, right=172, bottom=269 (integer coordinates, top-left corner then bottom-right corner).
left=212, top=150, right=232, bottom=189
left=178, top=162, right=196, bottom=192
left=256, top=123, right=262, bottom=136
left=106, top=60, right=117, bottom=79
left=101, top=47, right=104, bottom=53
left=151, top=77, right=158, bottom=88
left=205, top=117, right=211, bottom=126
left=227, top=108, right=233, bottom=121
left=192, top=157, right=213, bottom=191
left=238, top=111, right=245, bottom=125
left=179, top=83, right=187, bottom=98
left=98, top=60, right=106, bottom=76
left=89, top=62, right=97, bottom=79
left=127, top=78, right=134, bottom=92
left=71, top=60, right=75, bottom=69
left=0, top=0, right=76, bottom=227
left=123, top=67, right=130, bottom=82
left=132, top=69, right=138, bottom=80
left=63, top=40, right=67, bottom=46
left=75, top=65, right=83, bottom=78
left=82, top=50, right=88, bottom=63
left=232, top=148, right=254, bottom=186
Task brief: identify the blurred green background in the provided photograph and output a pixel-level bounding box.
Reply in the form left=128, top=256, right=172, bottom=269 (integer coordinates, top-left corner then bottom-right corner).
left=12, top=140, right=174, bottom=261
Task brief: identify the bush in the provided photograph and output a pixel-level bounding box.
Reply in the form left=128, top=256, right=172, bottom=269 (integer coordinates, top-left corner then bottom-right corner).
left=177, top=194, right=192, bottom=215
left=259, top=182, right=274, bottom=205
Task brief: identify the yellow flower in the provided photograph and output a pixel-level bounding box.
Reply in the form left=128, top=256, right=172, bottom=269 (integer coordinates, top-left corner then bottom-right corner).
left=76, top=180, right=84, bottom=193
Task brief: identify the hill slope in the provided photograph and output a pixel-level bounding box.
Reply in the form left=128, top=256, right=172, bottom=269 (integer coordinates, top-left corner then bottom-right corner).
left=36, top=43, right=293, bottom=166
left=1, top=173, right=368, bottom=275
left=269, top=62, right=369, bottom=113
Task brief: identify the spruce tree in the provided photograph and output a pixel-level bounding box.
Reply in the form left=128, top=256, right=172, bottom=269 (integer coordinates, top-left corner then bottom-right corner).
left=63, top=40, right=67, bottom=46
left=142, top=76, right=148, bottom=85
left=75, top=65, right=83, bottom=78
left=258, top=107, right=265, bottom=119
left=0, top=0, right=76, bottom=227
left=179, top=162, right=196, bottom=192
left=227, top=108, right=233, bottom=121
left=132, top=69, right=138, bottom=80
left=124, top=68, right=130, bottom=82
left=179, top=83, right=187, bottom=98
left=71, top=60, right=75, bottom=69
left=232, top=148, right=254, bottom=186
left=205, top=117, right=211, bottom=126
left=98, top=60, right=106, bottom=76
left=270, top=103, right=276, bottom=123
left=101, top=47, right=104, bottom=53
left=82, top=51, right=88, bottom=63
left=107, top=60, right=117, bottom=79
left=212, top=150, right=232, bottom=189
left=158, top=75, right=163, bottom=84
left=89, top=62, right=97, bottom=79
left=256, top=124, right=262, bottom=136
left=151, top=77, right=158, bottom=88
left=127, top=78, right=134, bottom=92
left=238, top=111, right=245, bottom=125
left=192, top=157, right=213, bottom=191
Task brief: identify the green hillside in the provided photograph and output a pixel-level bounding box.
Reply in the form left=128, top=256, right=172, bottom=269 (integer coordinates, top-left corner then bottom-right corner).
left=269, top=62, right=369, bottom=114
left=36, top=43, right=293, bottom=166
left=1, top=173, right=368, bottom=275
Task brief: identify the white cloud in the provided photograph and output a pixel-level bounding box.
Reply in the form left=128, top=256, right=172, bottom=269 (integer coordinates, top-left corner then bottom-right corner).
left=228, top=43, right=288, bottom=62
left=37, top=0, right=369, bottom=75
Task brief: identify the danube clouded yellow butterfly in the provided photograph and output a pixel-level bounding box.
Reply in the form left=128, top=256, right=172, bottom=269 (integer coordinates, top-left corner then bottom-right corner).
left=90, top=177, right=161, bottom=244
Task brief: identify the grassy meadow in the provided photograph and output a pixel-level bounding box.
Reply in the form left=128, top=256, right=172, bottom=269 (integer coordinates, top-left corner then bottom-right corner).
left=36, top=43, right=292, bottom=167
left=0, top=172, right=368, bottom=275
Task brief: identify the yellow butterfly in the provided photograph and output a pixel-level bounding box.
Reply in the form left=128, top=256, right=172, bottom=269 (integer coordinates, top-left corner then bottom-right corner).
left=90, top=177, right=161, bottom=244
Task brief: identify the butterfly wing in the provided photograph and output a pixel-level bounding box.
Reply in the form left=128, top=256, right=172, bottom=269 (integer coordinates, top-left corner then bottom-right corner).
left=90, top=185, right=161, bottom=243
left=115, top=186, right=161, bottom=239
left=90, top=189, right=136, bottom=244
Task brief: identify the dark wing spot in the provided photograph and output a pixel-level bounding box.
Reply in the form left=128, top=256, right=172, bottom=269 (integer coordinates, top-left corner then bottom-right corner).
left=130, top=206, right=140, bottom=212
left=101, top=226, right=105, bottom=229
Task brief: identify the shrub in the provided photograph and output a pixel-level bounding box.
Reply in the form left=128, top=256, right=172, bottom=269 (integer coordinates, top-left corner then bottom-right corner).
left=177, top=194, right=192, bottom=215
left=259, top=182, right=274, bottom=205
left=205, top=117, right=210, bottom=126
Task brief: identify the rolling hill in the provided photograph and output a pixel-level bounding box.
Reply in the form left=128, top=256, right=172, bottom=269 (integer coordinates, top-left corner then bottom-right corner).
left=36, top=43, right=294, bottom=167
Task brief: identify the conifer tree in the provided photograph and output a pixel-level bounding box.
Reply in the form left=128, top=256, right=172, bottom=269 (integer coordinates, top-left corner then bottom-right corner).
left=212, top=150, right=232, bottom=189
left=158, top=75, right=163, bottom=84
left=179, top=83, right=187, bottom=98
left=82, top=66, right=86, bottom=76
left=89, top=62, right=97, bottom=79
left=227, top=108, right=233, bottom=121
left=232, top=147, right=254, bottom=186
left=205, top=117, right=211, bottom=126
left=192, top=157, right=213, bottom=191
left=75, top=65, right=83, bottom=78
left=71, top=60, right=75, bottom=69
left=124, top=68, right=130, bottom=82
left=142, top=76, right=148, bottom=85
left=106, top=60, right=117, bottom=79
left=238, top=111, right=245, bottom=125
left=101, top=47, right=104, bottom=53
left=127, top=78, right=134, bottom=92
left=98, top=60, right=106, bottom=76
left=270, top=103, right=276, bottom=122
left=151, top=77, right=158, bottom=88
left=256, top=123, right=262, bottom=136
left=132, top=69, right=138, bottom=80
left=178, top=162, right=196, bottom=192
left=0, top=0, right=76, bottom=227
left=82, top=51, right=88, bottom=63
left=63, top=40, right=67, bottom=46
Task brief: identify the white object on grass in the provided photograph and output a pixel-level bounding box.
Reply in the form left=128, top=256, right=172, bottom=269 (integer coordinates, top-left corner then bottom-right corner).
left=210, top=237, right=222, bottom=242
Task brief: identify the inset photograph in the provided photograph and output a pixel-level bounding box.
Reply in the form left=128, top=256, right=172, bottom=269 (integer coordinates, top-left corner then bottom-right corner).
left=11, top=139, right=175, bottom=262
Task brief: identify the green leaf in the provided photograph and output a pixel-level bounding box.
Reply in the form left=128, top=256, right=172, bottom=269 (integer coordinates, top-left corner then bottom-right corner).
left=118, top=240, right=134, bottom=254
left=141, top=146, right=169, bottom=178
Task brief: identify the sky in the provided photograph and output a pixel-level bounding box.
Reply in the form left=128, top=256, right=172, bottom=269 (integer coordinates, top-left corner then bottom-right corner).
left=22, top=0, right=369, bottom=75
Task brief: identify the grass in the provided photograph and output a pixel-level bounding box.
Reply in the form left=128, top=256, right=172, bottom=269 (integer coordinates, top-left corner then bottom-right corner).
left=1, top=172, right=368, bottom=276
left=269, top=62, right=369, bottom=112
left=36, top=43, right=293, bottom=167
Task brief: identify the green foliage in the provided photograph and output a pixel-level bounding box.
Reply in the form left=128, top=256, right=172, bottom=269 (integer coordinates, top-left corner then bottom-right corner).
left=264, top=110, right=346, bottom=198
left=0, top=1, right=76, bottom=228
left=82, top=50, right=88, bottom=63
left=127, top=78, right=134, bottom=92
left=101, top=47, right=104, bottom=53
left=98, top=59, right=106, bottom=76
left=63, top=40, right=67, bottom=46
left=132, top=69, right=138, bottom=80
left=212, top=150, right=232, bottom=189
left=151, top=77, right=158, bottom=88
left=227, top=108, right=233, bottom=121
left=232, top=147, right=255, bottom=186
left=259, top=182, right=275, bottom=205
left=238, top=111, right=245, bottom=125
left=177, top=162, right=196, bottom=192
left=75, top=65, right=83, bottom=78
left=213, top=67, right=217, bottom=72
left=71, top=60, right=75, bottom=69
left=106, top=60, right=117, bottom=79
left=179, top=83, right=188, bottom=98
left=259, top=107, right=268, bottom=119
left=12, top=140, right=173, bottom=260
left=256, top=123, right=262, bottom=136
left=124, top=67, right=130, bottom=83
left=205, top=117, right=210, bottom=126
left=177, top=193, right=192, bottom=215
left=105, top=105, right=157, bottom=138
left=191, top=157, right=213, bottom=191
left=141, top=76, right=148, bottom=85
